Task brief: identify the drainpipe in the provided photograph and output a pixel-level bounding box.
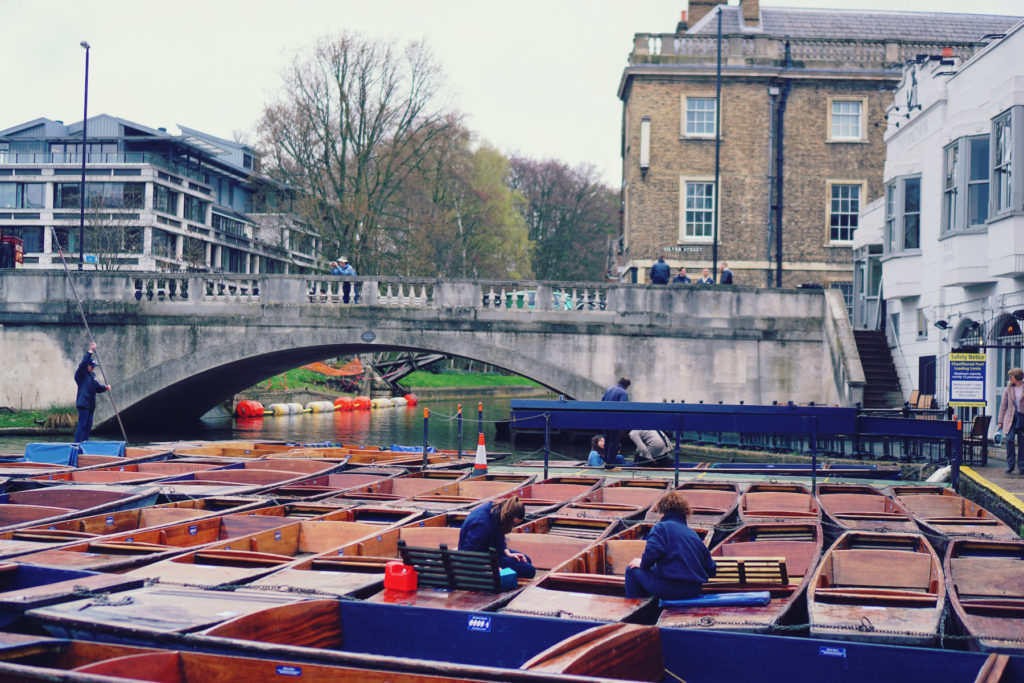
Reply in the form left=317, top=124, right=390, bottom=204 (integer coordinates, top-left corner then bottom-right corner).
left=774, top=42, right=792, bottom=288
left=712, top=8, right=723, bottom=280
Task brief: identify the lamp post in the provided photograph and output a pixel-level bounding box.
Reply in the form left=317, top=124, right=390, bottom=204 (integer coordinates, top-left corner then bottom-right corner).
left=78, top=40, right=90, bottom=270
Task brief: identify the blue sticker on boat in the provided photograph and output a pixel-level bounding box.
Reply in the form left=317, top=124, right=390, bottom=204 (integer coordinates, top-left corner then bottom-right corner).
left=188, top=525, right=198, bottom=535
left=377, top=535, right=382, bottom=541
left=49, top=526, right=56, bottom=530
left=467, top=615, right=491, bottom=632
left=819, top=646, right=846, bottom=658
left=275, top=530, right=282, bottom=541
left=126, top=537, right=133, bottom=543
left=338, top=548, right=344, bottom=555
left=106, top=516, right=114, bottom=525
left=276, top=665, right=302, bottom=676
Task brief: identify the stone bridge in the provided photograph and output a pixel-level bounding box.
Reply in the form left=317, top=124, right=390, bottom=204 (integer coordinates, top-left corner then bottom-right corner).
left=0, top=271, right=864, bottom=429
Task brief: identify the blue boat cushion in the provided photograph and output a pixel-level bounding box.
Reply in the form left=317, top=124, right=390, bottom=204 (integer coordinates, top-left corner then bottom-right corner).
left=78, top=441, right=126, bottom=457
left=23, top=443, right=80, bottom=466
left=660, top=591, right=771, bottom=608
left=389, top=444, right=437, bottom=453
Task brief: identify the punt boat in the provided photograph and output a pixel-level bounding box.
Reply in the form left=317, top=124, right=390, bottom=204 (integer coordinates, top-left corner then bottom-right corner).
left=0, top=486, right=159, bottom=533
left=499, top=476, right=604, bottom=518
left=316, top=469, right=469, bottom=505
left=257, top=466, right=408, bottom=501
left=0, top=496, right=267, bottom=560
left=807, top=530, right=944, bottom=647
left=395, top=473, right=537, bottom=514
left=658, top=522, right=823, bottom=633
left=945, top=539, right=1024, bottom=653
left=501, top=536, right=653, bottom=621
left=155, top=459, right=345, bottom=496
left=815, top=483, right=918, bottom=538
left=22, top=461, right=226, bottom=486
left=646, top=481, right=740, bottom=532
left=512, top=515, right=620, bottom=543
left=890, top=485, right=1020, bottom=552
left=0, top=562, right=143, bottom=628
left=561, top=479, right=671, bottom=521
left=739, top=483, right=821, bottom=524
left=267, top=447, right=473, bottom=468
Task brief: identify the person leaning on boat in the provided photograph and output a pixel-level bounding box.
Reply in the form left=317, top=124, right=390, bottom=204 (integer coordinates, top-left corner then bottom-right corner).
left=625, top=491, right=716, bottom=600
left=999, top=367, right=1024, bottom=474
left=458, top=496, right=536, bottom=579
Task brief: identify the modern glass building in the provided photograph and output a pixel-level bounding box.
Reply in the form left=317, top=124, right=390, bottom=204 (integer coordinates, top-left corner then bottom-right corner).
left=0, top=115, right=320, bottom=273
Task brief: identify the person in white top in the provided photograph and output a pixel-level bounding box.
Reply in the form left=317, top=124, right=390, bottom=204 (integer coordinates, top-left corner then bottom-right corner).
left=998, top=368, right=1024, bottom=474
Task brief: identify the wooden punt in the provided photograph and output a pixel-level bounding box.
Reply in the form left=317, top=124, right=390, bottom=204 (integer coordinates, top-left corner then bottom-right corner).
left=658, top=522, right=823, bottom=633
left=0, top=486, right=159, bottom=533
left=0, top=496, right=267, bottom=560
left=606, top=521, right=711, bottom=547
left=267, top=447, right=473, bottom=468
left=521, top=623, right=665, bottom=680
left=807, top=530, right=944, bottom=647
left=739, top=483, right=821, bottom=524
left=646, top=481, right=740, bottom=531
left=561, top=479, right=671, bottom=522
left=945, top=539, right=1024, bottom=653
left=124, top=517, right=394, bottom=588
left=156, top=459, right=345, bottom=496
left=499, top=476, right=604, bottom=518
left=0, top=562, right=144, bottom=628
left=512, top=515, right=620, bottom=543
left=501, top=538, right=653, bottom=621
left=172, top=441, right=296, bottom=459
left=246, top=513, right=472, bottom=600
left=890, top=486, right=1019, bottom=552
left=317, top=469, right=469, bottom=505
left=397, top=474, right=537, bottom=514
left=815, top=483, right=917, bottom=538
left=258, top=466, right=409, bottom=501
left=23, top=461, right=223, bottom=486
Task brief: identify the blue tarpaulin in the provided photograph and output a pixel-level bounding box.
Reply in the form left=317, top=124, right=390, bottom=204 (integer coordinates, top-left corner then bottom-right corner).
left=661, top=591, right=771, bottom=608
left=23, top=443, right=79, bottom=466
left=78, top=441, right=126, bottom=457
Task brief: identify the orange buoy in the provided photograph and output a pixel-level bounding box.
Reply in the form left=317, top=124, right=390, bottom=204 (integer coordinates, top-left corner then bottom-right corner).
left=235, top=400, right=264, bottom=418
left=334, top=397, right=354, bottom=411
left=404, top=393, right=418, bottom=406
left=353, top=396, right=372, bottom=410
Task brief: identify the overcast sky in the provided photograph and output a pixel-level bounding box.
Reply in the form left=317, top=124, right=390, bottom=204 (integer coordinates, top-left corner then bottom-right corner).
left=3, top=0, right=1020, bottom=186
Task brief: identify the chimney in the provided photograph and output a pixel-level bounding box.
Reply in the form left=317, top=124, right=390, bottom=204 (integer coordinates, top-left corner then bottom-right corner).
left=741, top=0, right=760, bottom=27
left=688, top=0, right=727, bottom=28
left=677, top=10, right=688, bottom=33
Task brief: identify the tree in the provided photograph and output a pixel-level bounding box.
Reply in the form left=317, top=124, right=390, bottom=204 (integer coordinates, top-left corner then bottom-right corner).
left=84, top=196, right=143, bottom=271
left=507, top=158, right=619, bottom=282
left=257, top=32, right=460, bottom=272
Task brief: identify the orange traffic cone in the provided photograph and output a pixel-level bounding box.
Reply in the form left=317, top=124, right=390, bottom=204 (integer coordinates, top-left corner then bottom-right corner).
left=473, top=432, right=487, bottom=476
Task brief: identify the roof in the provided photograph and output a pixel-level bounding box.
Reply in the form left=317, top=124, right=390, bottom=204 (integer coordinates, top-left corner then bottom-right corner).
left=688, top=6, right=1021, bottom=43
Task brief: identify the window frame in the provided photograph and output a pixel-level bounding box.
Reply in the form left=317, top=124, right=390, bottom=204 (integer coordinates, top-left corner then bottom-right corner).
left=884, top=174, right=923, bottom=255
left=991, top=106, right=1023, bottom=218
left=681, top=94, right=717, bottom=139
left=827, top=97, right=868, bottom=143
left=678, top=176, right=717, bottom=243
left=942, top=135, right=991, bottom=235
left=826, top=179, right=865, bottom=244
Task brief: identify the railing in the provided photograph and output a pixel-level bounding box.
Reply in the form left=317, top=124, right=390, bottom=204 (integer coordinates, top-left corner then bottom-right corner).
left=0, top=151, right=209, bottom=184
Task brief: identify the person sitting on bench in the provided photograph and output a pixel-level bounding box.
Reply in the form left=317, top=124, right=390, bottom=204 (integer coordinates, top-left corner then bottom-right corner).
left=458, top=496, right=536, bottom=579
left=625, top=491, right=716, bottom=599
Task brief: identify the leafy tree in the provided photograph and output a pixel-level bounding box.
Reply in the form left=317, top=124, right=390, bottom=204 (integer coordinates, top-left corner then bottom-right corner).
left=257, top=32, right=459, bottom=273
left=507, top=157, right=619, bottom=281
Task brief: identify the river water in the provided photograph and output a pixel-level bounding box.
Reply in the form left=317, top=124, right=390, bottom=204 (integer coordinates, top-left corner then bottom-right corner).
left=0, top=396, right=592, bottom=461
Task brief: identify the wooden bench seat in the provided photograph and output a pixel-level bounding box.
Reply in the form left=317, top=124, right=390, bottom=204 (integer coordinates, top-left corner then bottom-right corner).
left=397, top=540, right=506, bottom=592
left=707, top=557, right=789, bottom=586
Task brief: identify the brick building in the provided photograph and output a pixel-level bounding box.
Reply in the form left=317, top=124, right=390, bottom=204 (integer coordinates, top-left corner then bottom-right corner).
left=618, top=0, right=1019, bottom=298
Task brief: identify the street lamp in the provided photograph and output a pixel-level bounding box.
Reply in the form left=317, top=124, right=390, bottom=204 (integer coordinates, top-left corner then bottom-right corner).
left=78, top=40, right=90, bottom=270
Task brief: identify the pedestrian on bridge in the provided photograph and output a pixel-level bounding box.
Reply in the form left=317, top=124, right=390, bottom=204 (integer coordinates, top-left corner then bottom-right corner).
left=718, top=262, right=734, bottom=284
left=601, top=377, right=630, bottom=469
left=696, top=268, right=714, bottom=285
left=336, top=256, right=357, bottom=303
left=73, top=342, right=110, bottom=443
left=999, top=367, right=1024, bottom=474
left=649, top=257, right=671, bottom=284
left=671, top=267, right=691, bottom=284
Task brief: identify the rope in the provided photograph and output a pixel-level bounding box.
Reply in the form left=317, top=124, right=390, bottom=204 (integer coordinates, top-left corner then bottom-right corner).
left=49, top=227, right=129, bottom=443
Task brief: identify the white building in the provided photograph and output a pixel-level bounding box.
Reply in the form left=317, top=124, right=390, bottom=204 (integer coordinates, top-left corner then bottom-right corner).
left=860, top=20, right=1024, bottom=433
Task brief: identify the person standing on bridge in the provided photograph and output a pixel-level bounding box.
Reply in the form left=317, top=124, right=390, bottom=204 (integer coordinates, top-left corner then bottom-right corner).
left=671, top=267, right=691, bottom=284
left=649, top=257, right=670, bottom=284
left=718, top=262, right=734, bottom=285
left=73, top=342, right=110, bottom=443
left=999, top=368, right=1024, bottom=474
left=601, top=377, right=630, bottom=469
left=336, top=256, right=357, bottom=303
left=696, top=267, right=714, bottom=285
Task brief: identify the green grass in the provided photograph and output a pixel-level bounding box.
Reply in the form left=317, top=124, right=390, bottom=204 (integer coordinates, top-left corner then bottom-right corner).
left=260, top=368, right=336, bottom=392
left=400, top=371, right=541, bottom=388
left=0, top=406, right=76, bottom=430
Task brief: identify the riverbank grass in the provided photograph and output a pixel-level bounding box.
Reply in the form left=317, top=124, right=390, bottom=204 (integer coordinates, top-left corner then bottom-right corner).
left=399, top=371, right=541, bottom=389
left=0, top=406, right=76, bottom=431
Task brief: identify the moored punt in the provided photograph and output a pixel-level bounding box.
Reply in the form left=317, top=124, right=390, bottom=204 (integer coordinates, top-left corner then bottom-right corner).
left=945, top=539, right=1024, bottom=653
left=561, top=479, right=671, bottom=522
left=258, top=466, right=409, bottom=501
left=646, top=481, right=740, bottom=531
left=890, top=486, right=1019, bottom=552
left=501, top=538, right=653, bottom=621
left=607, top=521, right=711, bottom=547
left=739, top=483, right=820, bottom=524
left=246, top=513, right=470, bottom=599
left=657, top=522, right=823, bottom=633
left=815, top=483, right=918, bottom=538
left=396, top=474, right=537, bottom=514
left=512, top=515, right=620, bottom=543
left=156, top=459, right=346, bottom=497
left=172, top=441, right=294, bottom=459
left=317, top=469, right=469, bottom=506
left=0, top=486, right=159, bottom=533
left=268, top=447, right=472, bottom=468
left=0, top=562, right=144, bottom=627
left=22, top=460, right=224, bottom=486
left=499, top=476, right=605, bottom=518
left=0, top=497, right=268, bottom=560
left=807, top=530, right=944, bottom=647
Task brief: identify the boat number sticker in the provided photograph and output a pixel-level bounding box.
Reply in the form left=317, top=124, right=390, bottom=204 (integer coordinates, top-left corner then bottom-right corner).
left=106, top=516, right=114, bottom=525
left=275, top=531, right=282, bottom=541
left=49, top=526, right=57, bottom=530
left=276, top=665, right=302, bottom=677
left=126, top=537, right=133, bottom=543
left=419, top=522, right=425, bottom=527
left=338, top=548, right=345, bottom=555
left=188, top=525, right=198, bottom=536
left=819, top=646, right=846, bottom=659
left=377, top=535, right=382, bottom=541
left=467, top=615, right=491, bottom=632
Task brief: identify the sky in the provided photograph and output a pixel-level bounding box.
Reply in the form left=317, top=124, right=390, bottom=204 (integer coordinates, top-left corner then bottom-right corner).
left=3, top=0, right=1021, bottom=187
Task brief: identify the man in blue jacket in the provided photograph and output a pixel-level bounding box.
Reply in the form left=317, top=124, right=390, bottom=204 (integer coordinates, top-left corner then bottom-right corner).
left=601, top=377, right=630, bottom=468
left=626, top=491, right=717, bottom=599
left=649, top=257, right=670, bottom=284
left=74, top=342, right=110, bottom=443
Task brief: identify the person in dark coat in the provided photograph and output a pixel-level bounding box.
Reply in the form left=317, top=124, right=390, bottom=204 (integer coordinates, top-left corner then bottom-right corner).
left=73, top=342, right=110, bottom=443
left=718, top=262, right=734, bottom=284
left=671, top=267, right=691, bottom=284
left=458, top=496, right=536, bottom=579
left=625, top=491, right=717, bottom=599
left=601, top=377, right=630, bottom=468
left=649, top=257, right=671, bottom=284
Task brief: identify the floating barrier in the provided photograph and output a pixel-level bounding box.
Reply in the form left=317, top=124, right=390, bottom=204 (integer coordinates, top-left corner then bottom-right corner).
left=334, top=397, right=354, bottom=411
left=404, top=393, right=418, bottom=406
left=287, top=402, right=305, bottom=414
left=235, top=400, right=264, bottom=418
left=353, top=396, right=371, bottom=410
left=268, top=403, right=289, bottom=416
left=392, top=397, right=407, bottom=407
